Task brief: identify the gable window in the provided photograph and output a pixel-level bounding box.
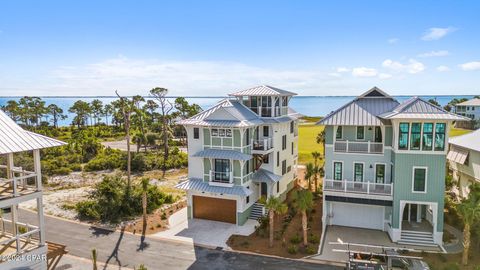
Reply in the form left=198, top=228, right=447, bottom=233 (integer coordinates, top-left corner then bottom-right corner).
left=282, top=135, right=287, bottom=150
left=413, top=167, right=427, bottom=193
left=375, top=164, right=385, bottom=184
left=333, top=162, right=342, bottom=180
left=354, top=163, right=364, bottom=182
left=410, top=123, right=421, bottom=150
left=282, top=160, right=287, bottom=175
left=336, top=126, right=343, bottom=139
left=263, top=126, right=269, bottom=137
left=422, top=123, right=433, bottom=150
left=193, top=128, right=199, bottom=139
left=211, top=128, right=232, bottom=138
left=374, top=126, right=382, bottom=142
left=398, top=123, right=409, bottom=150
left=290, top=121, right=294, bottom=133
left=356, top=126, right=365, bottom=140
left=434, top=123, right=446, bottom=151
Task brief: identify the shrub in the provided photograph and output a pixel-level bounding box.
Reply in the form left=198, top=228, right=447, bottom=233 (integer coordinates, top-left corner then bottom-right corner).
left=290, top=233, right=302, bottom=244
left=309, top=234, right=320, bottom=244
left=76, top=200, right=100, bottom=220
left=84, top=150, right=124, bottom=172
left=442, top=262, right=459, bottom=270
left=287, top=245, right=298, bottom=254
left=305, top=245, right=316, bottom=255
left=131, top=153, right=147, bottom=172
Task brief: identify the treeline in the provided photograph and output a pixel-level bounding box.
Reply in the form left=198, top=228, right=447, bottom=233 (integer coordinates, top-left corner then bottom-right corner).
left=428, top=96, right=480, bottom=112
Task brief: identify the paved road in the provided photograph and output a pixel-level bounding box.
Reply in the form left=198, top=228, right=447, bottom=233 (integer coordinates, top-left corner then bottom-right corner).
left=19, top=209, right=339, bottom=270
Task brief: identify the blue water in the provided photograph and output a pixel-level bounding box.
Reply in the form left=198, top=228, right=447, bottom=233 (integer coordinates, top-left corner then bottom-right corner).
left=0, top=95, right=473, bottom=126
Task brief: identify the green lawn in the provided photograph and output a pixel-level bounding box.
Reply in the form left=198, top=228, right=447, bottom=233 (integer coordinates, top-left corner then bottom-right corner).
left=449, top=127, right=472, bottom=137
left=298, top=123, right=324, bottom=165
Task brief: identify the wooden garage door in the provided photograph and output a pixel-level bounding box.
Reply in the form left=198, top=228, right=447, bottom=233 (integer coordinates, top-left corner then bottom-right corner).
left=193, top=196, right=236, bottom=224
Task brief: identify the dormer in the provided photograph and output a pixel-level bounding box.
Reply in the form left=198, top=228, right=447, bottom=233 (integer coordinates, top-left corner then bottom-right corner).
left=229, top=85, right=297, bottom=117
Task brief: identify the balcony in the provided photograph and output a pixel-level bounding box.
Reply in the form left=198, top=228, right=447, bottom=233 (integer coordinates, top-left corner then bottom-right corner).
left=209, top=170, right=233, bottom=186
left=334, top=140, right=383, bottom=154
left=323, top=179, right=393, bottom=198
left=248, top=106, right=288, bottom=117
left=252, top=138, right=273, bottom=154
left=0, top=166, right=38, bottom=200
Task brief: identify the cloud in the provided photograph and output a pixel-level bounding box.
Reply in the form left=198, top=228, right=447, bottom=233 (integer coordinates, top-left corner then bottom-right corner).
left=421, top=27, right=456, bottom=41
left=352, top=67, right=378, bottom=77
left=378, top=73, right=393, bottom=79
left=436, top=65, right=450, bottom=72
left=328, top=72, right=341, bottom=77
left=387, top=38, right=399, bottom=44
left=336, top=67, right=349, bottom=73
left=418, top=50, right=449, bottom=58
left=459, top=61, right=480, bottom=71
left=382, top=59, right=425, bottom=74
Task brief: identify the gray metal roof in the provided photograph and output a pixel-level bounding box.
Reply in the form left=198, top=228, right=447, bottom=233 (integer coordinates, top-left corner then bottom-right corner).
left=175, top=178, right=253, bottom=196
left=380, top=97, right=469, bottom=121
left=449, top=129, right=480, bottom=152
left=229, top=85, right=297, bottom=97
left=456, top=98, right=480, bottom=106
left=193, top=148, right=252, bottom=161
left=447, top=145, right=469, bottom=164
left=251, top=168, right=282, bottom=184
left=0, top=110, right=66, bottom=154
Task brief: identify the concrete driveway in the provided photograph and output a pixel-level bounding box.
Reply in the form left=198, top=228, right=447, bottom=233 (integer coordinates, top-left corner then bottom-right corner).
left=152, top=208, right=258, bottom=248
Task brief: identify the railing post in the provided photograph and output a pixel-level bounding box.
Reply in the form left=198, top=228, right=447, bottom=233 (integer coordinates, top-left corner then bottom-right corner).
left=230, top=171, right=233, bottom=183
left=368, top=141, right=371, bottom=153
left=344, top=180, right=347, bottom=192
left=367, top=182, right=370, bottom=194
left=346, top=140, right=349, bottom=152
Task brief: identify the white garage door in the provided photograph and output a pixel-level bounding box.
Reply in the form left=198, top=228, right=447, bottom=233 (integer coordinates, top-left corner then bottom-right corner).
left=331, top=202, right=384, bottom=230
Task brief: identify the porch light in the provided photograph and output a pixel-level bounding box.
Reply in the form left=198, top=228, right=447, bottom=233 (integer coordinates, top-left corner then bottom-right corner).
left=369, top=164, right=373, bottom=169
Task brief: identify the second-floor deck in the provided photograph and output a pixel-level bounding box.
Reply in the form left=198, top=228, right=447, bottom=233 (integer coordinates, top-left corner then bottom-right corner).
left=323, top=179, right=393, bottom=198
left=334, top=140, right=383, bottom=154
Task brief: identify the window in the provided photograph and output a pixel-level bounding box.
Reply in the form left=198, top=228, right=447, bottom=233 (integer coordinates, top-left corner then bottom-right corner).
left=422, top=123, right=433, bottom=150
left=277, top=182, right=280, bottom=193
left=246, top=196, right=250, bottom=204
left=374, top=126, right=382, bottom=142
left=398, top=123, right=409, bottom=150
left=277, top=152, right=280, bottom=167
left=354, top=163, right=364, bottom=182
left=212, top=129, right=218, bottom=136
left=282, top=160, right=287, bottom=175
left=263, top=154, right=269, bottom=164
left=193, top=128, right=199, bottom=139
left=282, top=96, right=288, bottom=106
left=282, top=135, right=287, bottom=150
left=410, top=123, right=421, bottom=150
left=291, top=142, right=294, bottom=155
left=245, top=160, right=250, bottom=174
left=333, top=162, right=342, bottom=180
left=375, top=164, right=385, bottom=183
left=413, top=167, right=427, bottom=192
left=434, top=123, right=446, bottom=151
left=263, top=126, right=269, bottom=137
left=245, top=128, right=250, bottom=145
left=290, top=121, right=294, bottom=133
left=211, top=128, right=232, bottom=137
left=214, top=159, right=230, bottom=182
left=336, top=126, right=343, bottom=139
left=356, top=126, right=365, bottom=140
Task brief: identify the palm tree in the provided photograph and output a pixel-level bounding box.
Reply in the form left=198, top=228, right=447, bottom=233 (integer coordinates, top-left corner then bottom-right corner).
left=141, top=178, right=149, bottom=231
left=456, top=183, right=480, bottom=265
left=91, top=248, right=98, bottom=270
left=265, top=196, right=288, bottom=248
left=115, top=91, right=135, bottom=189
left=311, top=151, right=321, bottom=192
left=305, top=163, right=314, bottom=191
left=293, top=189, right=314, bottom=246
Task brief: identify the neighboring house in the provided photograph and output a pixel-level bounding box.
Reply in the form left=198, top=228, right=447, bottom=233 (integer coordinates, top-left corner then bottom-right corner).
left=448, top=129, right=480, bottom=198
left=317, top=87, right=468, bottom=247
left=176, top=85, right=300, bottom=225
left=454, top=98, right=480, bottom=129
left=0, top=110, right=65, bottom=269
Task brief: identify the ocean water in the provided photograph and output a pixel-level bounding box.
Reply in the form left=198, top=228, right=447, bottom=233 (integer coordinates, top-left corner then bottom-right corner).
left=0, top=95, right=473, bottom=127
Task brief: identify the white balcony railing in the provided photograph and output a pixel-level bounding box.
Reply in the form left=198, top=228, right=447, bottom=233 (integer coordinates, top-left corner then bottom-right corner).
left=252, top=138, right=273, bottom=151
left=209, top=170, right=233, bottom=184
left=334, top=140, right=383, bottom=154
left=323, top=179, right=393, bottom=196
left=249, top=106, right=288, bottom=117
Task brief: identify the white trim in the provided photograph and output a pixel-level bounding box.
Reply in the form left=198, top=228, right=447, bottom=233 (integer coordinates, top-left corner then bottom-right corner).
left=332, top=160, right=344, bottom=180
left=352, top=161, right=365, bottom=182
left=374, top=163, right=387, bottom=184
left=412, top=166, right=428, bottom=193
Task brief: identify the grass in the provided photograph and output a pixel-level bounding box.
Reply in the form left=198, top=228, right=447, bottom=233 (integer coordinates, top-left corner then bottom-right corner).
left=298, top=123, right=324, bottom=165
left=449, top=127, right=473, bottom=137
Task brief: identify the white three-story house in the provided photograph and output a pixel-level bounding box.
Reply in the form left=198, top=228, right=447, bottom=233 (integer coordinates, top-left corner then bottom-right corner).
left=177, top=85, right=300, bottom=225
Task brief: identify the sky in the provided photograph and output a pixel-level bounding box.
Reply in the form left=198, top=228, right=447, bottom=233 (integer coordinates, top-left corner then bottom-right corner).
left=0, top=0, right=479, bottom=97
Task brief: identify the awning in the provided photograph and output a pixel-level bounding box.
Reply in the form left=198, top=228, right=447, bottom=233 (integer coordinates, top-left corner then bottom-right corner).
left=251, top=168, right=282, bottom=184
left=193, top=148, right=252, bottom=161
left=175, top=178, right=252, bottom=196
left=447, top=146, right=469, bottom=164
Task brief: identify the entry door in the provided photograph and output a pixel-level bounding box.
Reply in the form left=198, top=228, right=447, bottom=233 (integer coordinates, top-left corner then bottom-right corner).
left=261, top=182, right=268, bottom=197
left=375, top=164, right=385, bottom=183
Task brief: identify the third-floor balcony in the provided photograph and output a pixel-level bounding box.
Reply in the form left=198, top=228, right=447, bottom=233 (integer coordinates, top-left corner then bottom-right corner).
left=323, top=179, right=393, bottom=199
left=334, top=140, right=383, bottom=154
left=252, top=138, right=273, bottom=154
left=209, top=170, right=234, bottom=186
left=249, top=106, right=288, bottom=117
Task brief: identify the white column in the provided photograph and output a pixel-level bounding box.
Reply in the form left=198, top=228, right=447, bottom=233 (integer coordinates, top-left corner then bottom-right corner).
left=416, top=204, right=422, bottom=223
left=407, top=204, right=411, bottom=222
left=6, top=153, right=20, bottom=252
left=33, top=149, right=46, bottom=246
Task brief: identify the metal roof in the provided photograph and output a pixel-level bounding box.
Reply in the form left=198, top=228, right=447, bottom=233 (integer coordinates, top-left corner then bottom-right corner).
left=456, top=98, right=480, bottom=106
left=193, top=148, right=252, bottom=161
left=447, top=145, right=469, bottom=164
left=229, top=85, right=297, bottom=97
left=251, top=168, right=282, bottom=184
left=0, top=110, right=66, bottom=154
left=175, top=178, right=253, bottom=196
left=449, top=129, right=480, bottom=152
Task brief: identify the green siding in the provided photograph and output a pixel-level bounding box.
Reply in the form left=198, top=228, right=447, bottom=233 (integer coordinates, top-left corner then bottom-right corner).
left=385, top=126, right=393, bottom=146
left=325, top=126, right=333, bottom=144
left=234, top=130, right=241, bottom=147
left=233, top=160, right=241, bottom=177
left=392, top=153, right=446, bottom=232
left=238, top=204, right=254, bottom=225
left=203, top=129, right=210, bottom=145
left=187, top=205, right=192, bottom=219
left=223, top=138, right=233, bottom=146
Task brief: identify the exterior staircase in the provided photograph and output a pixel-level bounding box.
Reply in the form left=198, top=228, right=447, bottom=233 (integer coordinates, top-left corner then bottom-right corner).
left=398, top=230, right=437, bottom=247
left=249, top=202, right=267, bottom=221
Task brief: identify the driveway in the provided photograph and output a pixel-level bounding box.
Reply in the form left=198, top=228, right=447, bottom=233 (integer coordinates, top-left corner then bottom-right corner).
left=153, top=208, right=258, bottom=248
left=312, top=226, right=441, bottom=263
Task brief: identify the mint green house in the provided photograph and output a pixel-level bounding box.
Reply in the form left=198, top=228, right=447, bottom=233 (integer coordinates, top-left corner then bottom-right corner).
left=317, top=87, right=467, bottom=247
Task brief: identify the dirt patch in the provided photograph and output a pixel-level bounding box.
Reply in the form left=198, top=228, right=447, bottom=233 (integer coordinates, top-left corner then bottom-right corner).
left=124, top=200, right=187, bottom=235
left=412, top=251, right=480, bottom=270
left=227, top=189, right=323, bottom=258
